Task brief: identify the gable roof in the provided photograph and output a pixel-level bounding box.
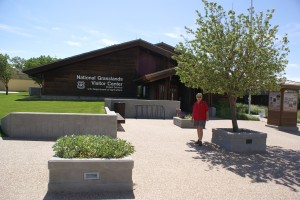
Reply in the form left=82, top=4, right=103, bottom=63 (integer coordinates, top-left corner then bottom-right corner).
left=23, top=39, right=176, bottom=76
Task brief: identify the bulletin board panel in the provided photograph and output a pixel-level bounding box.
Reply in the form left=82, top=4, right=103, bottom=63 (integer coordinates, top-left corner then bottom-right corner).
left=267, top=89, right=299, bottom=127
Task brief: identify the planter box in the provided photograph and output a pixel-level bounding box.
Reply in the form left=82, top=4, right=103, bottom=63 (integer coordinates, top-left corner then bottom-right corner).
left=48, top=156, right=134, bottom=192
left=211, top=128, right=267, bottom=153
left=173, top=117, right=194, bottom=128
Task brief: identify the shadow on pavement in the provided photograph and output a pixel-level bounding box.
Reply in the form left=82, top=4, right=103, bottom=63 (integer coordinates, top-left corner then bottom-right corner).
left=265, top=124, right=300, bottom=136
left=43, top=191, right=135, bottom=200
left=186, top=141, right=300, bottom=192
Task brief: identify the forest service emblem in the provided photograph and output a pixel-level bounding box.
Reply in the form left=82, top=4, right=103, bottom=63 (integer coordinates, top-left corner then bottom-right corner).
left=77, top=81, right=85, bottom=89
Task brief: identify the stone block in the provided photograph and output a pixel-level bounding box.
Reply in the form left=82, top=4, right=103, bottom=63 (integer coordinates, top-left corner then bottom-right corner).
left=211, top=128, right=267, bottom=153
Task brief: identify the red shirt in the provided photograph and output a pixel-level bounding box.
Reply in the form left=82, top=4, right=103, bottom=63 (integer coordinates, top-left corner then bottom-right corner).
left=192, top=100, right=208, bottom=120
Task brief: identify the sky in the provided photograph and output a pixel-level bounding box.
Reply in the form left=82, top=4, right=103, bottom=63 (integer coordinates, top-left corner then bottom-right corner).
left=1, top=0, right=300, bottom=81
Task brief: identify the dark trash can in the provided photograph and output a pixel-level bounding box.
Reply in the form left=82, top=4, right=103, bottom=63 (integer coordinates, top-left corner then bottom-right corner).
left=114, top=102, right=125, bottom=117
left=29, top=87, right=41, bottom=96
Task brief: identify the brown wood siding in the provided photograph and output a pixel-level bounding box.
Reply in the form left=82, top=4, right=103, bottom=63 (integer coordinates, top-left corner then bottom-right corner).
left=43, top=47, right=139, bottom=97
left=267, top=110, right=297, bottom=126
left=281, top=112, right=298, bottom=126
left=137, top=47, right=176, bottom=76
left=267, top=110, right=281, bottom=126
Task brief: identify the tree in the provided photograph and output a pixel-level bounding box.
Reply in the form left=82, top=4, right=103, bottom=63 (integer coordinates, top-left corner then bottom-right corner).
left=10, top=56, right=26, bottom=70
left=0, top=54, right=14, bottom=95
left=173, top=0, right=289, bottom=132
left=24, top=55, right=59, bottom=87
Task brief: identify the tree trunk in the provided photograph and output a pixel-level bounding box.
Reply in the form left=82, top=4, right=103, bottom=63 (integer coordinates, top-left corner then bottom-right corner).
left=5, top=86, right=8, bottom=95
left=229, top=96, right=239, bottom=132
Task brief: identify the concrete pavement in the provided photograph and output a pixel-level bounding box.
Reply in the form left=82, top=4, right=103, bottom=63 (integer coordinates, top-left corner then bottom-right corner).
left=0, top=118, right=299, bottom=200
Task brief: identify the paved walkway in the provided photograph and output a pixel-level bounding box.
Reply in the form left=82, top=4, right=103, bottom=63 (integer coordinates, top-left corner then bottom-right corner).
left=0, top=118, right=299, bottom=200
left=0, top=91, right=19, bottom=93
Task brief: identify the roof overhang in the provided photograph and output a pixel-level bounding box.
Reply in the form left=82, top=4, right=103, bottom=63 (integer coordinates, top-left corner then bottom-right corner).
left=280, top=80, right=300, bottom=90
left=134, top=68, right=176, bottom=84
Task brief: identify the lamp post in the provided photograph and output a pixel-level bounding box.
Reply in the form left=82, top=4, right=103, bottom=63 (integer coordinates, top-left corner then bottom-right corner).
left=248, top=0, right=253, bottom=115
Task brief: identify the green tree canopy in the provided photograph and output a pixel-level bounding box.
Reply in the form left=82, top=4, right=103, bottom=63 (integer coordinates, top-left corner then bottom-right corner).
left=0, top=54, right=14, bottom=95
left=173, top=0, right=289, bottom=132
left=10, top=56, right=26, bottom=70
left=24, top=55, right=59, bottom=70
left=24, top=55, right=60, bottom=87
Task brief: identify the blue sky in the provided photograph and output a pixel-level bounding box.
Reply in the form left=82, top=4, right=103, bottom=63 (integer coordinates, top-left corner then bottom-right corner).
left=1, top=0, right=300, bottom=81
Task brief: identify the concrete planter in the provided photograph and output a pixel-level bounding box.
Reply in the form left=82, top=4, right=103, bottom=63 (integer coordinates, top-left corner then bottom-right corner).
left=211, top=128, right=267, bottom=153
left=173, top=117, right=194, bottom=128
left=48, top=156, right=134, bottom=192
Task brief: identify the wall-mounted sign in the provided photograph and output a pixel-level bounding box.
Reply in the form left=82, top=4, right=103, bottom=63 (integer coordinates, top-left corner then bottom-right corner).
left=269, top=92, right=281, bottom=111
left=76, top=75, right=124, bottom=92
left=283, top=90, right=298, bottom=112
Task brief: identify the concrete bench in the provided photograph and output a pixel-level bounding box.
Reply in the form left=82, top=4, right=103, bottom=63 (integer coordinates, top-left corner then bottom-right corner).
left=117, top=113, right=125, bottom=124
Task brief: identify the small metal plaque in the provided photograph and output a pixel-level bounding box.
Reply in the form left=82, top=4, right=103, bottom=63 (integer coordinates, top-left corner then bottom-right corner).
left=84, top=172, right=99, bottom=180
left=246, top=139, right=253, bottom=144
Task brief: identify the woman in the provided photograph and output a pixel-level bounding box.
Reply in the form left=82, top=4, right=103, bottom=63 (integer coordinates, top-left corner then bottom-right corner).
left=192, top=93, right=209, bottom=146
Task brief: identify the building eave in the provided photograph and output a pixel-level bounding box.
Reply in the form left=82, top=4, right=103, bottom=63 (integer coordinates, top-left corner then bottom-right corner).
left=133, top=68, right=176, bottom=84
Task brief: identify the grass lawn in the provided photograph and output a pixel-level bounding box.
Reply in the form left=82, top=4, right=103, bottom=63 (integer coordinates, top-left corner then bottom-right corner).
left=0, top=92, right=105, bottom=120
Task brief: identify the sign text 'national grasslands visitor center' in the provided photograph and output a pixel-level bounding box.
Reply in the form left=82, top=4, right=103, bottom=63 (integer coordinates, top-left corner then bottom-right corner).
left=76, top=75, right=124, bottom=92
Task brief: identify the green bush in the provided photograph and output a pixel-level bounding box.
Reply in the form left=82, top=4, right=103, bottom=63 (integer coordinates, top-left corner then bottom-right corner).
left=236, top=103, right=266, bottom=115
left=184, top=114, right=192, bottom=119
left=52, top=135, right=135, bottom=159
left=237, top=113, right=259, bottom=121
left=215, top=101, right=261, bottom=121
left=236, top=103, right=248, bottom=114
left=215, top=101, right=231, bottom=119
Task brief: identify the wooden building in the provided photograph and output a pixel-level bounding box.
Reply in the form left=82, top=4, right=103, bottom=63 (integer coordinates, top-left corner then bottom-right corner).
left=23, top=39, right=201, bottom=112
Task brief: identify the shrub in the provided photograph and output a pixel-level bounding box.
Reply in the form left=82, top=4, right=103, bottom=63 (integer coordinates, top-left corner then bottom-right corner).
left=236, top=103, right=266, bottom=115
left=52, top=135, right=135, bottom=159
left=215, top=101, right=263, bottom=120
left=184, top=114, right=192, bottom=119
left=215, top=101, right=231, bottom=119
left=237, top=113, right=259, bottom=121
left=236, top=103, right=248, bottom=114
left=176, top=111, right=192, bottom=119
